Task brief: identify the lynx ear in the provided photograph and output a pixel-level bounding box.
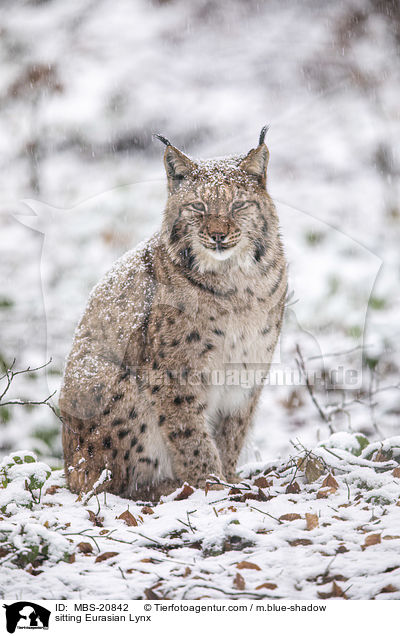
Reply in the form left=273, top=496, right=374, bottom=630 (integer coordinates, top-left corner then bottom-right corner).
left=154, top=134, right=197, bottom=193
left=239, top=125, right=270, bottom=187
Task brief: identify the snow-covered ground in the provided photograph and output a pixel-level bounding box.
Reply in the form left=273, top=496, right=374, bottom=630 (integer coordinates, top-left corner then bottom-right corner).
left=1, top=437, right=400, bottom=599
left=0, top=0, right=399, bottom=599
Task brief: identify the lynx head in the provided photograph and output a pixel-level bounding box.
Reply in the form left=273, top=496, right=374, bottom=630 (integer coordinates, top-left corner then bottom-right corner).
left=157, top=127, right=279, bottom=274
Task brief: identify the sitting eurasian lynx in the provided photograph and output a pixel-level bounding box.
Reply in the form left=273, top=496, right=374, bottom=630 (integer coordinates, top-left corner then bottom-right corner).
left=59, top=127, right=287, bottom=501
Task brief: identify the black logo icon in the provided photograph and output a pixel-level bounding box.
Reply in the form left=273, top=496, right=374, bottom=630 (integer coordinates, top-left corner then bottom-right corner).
left=3, top=602, right=50, bottom=633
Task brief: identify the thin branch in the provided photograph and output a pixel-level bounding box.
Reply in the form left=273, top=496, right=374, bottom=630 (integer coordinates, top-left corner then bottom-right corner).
left=0, top=358, right=62, bottom=422
left=295, top=344, right=333, bottom=432
left=307, top=344, right=370, bottom=361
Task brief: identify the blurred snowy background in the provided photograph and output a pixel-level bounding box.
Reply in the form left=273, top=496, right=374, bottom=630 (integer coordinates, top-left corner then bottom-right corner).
left=0, top=0, right=399, bottom=467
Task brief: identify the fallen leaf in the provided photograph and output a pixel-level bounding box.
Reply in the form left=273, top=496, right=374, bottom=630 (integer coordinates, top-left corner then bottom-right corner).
left=45, top=485, right=62, bottom=495
left=218, top=506, right=237, bottom=513
left=27, top=566, right=43, bottom=576
left=318, top=581, right=346, bottom=599
left=256, top=582, right=277, bottom=590
left=141, top=506, right=154, bottom=515
left=336, top=545, right=349, bottom=553
left=317, top=487, right=336, bottom=499
left=279, top=513, right=302, bottom=522
left=236, top=561, right=261, bottom=571
left=321, top=474, right=339, bottom=490
left=286, top=481, right=300, bottom=494
left=289, top=538, right=313, bottom=546
left=228, top=487, right=242, bottom=496
left=77, top=542, right=93, bottom=554
left=373, top=450, right=390, bottom=462
left=253, top=476, right=272, bottom=488
left=174, top=483, right=195, bottom=501
left=363, top=533, right=381, bottom=548
left=383, top=535, right=400, bottom=540
left=241, top=491, right=269, bottom=502
left=380, top=584, right=398, bottom=593
left=392, top=467, right=400, bottom=478
left=233, top=573, right=245, bottom=590
left=87, top=510, right=104, bottom=527
left=305, top=513, right=319, bottom=530
left=305, top=458, right=325, bottom=483
left=182, top=567, right=192, bottom=577
left=95, top=551, right=119, bottom=563
left=117, top=510, right=138, bottom=526
left=144, top=587, right=162, bottom=600
left=66, top=553, right=75, bottom=564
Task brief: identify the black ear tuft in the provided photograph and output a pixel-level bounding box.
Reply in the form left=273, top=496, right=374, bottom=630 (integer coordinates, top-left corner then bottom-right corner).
left=154, top=133, right=172, bottom=147
left=160, top=144, right=197, bottom=193
left=239, top=127, right=270, bottom=187
left=258, top=125, right=270, bottom=146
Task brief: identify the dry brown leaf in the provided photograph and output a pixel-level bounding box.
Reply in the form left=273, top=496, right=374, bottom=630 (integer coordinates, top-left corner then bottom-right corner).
left=318, top=581, right=346, bottom=599
left=285, top=481, right=300, bottom=494
left=289, top=538, right=312, bottom=546
left=45, top=485, right=62, bottom=495
left=363, top=533, right=381, bottom=548
left=279, top=513, right=302, bottom=522
left=228, top=487, right=242, bottom=496
left=117, top=510, right=138, bottom=526
left=305, top=458, right=325, bottom=483
left=383, top=535, right=400, bottom=540
left=336, top=545, right=349, bottom=554
left=380, top=584, right=398, bottom=593
left=66, top=553, right=75, bottom=564
left=182, top=567, right=192, bottom=577
left=305, top=513, right=319, bottom=530
left=218, top=506, right=237, bottom=513
left=392, top=467, right=400, bottom=478
left=317, top=487, right=336, bottom=499
left=175, top=483, right=195, bottom=500
left=236, top=561, right=261, bottom=571
left=95, top=551, right=119, bottom=563
left=321, top=474, right=339, bottom=490
left=256, top=582, right=277, bottom=590
left=233, top=572, right=245, bottom=590
left=144, top=587, right=162, bottom=600
left=253, top=476, right=272, bottom=488
left=87, top=510, right=104, bottom=527
left=77, top=542, right=93, bottom=554
left=141, top=506, right=154, bottom=515
left=374, top=450, right=389, bottom=462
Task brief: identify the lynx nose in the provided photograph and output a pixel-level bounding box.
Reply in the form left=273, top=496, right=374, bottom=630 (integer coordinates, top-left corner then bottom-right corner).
left=210, top=232, right=226, bottom=243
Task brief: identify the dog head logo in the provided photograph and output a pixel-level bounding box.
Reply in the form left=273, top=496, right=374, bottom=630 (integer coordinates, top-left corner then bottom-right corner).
left=3, top=602, right=50, bottom=633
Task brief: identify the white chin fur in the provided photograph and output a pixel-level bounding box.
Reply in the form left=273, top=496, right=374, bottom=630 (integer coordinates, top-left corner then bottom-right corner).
left=197, top=242, right=253, bottom=273
left=209, top=248, right=234, bottom=261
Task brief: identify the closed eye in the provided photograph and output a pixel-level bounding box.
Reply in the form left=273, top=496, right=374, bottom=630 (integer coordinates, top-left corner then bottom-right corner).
left=188, top=201, right=206, bottom=213
left=231, top=200, right=250, bottom=213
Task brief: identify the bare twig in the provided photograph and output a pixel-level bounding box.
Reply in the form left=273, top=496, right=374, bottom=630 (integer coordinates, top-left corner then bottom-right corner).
left=0, top=358, right=63, bottom=422
left=295, top=344, right=333, bottom=431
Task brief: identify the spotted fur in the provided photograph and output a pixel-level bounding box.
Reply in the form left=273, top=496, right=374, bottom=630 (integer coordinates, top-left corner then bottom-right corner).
left=60, top=129, right=287, bottom=501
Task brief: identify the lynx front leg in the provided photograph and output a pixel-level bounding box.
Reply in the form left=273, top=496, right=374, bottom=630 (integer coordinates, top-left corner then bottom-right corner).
left=155, top=386, right=225, bottom=488
left=214, top=387, right=262, bottom=481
